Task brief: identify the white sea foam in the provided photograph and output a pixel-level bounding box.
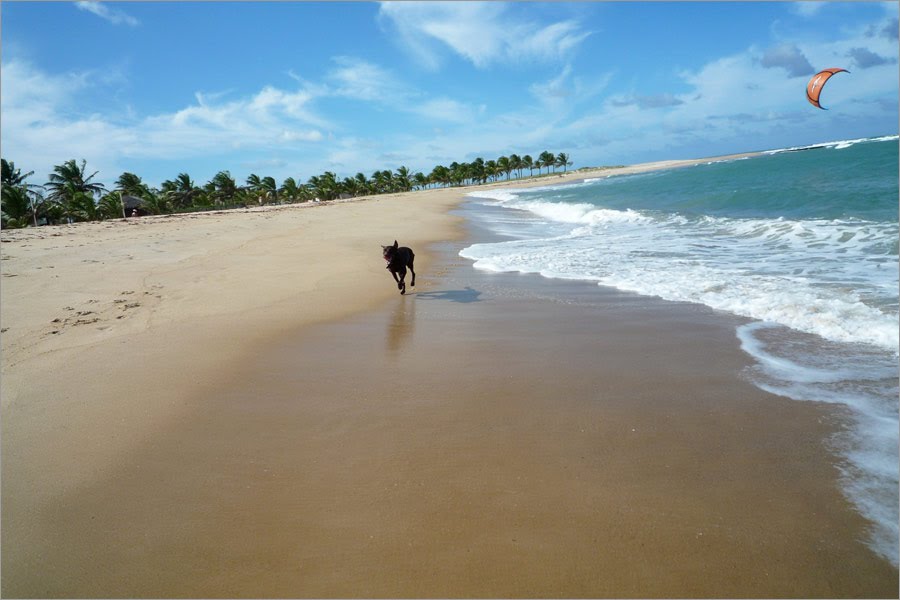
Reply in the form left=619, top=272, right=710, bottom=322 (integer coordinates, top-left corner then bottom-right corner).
left=460, top=200, right=899, bottom=351
left=467, top=189, right=522, bottom=203
left=764, top=134, right=899, bottom=154
left=510, top=200, right=652, bottom=226
left=737, top=322, right=899, bottom=566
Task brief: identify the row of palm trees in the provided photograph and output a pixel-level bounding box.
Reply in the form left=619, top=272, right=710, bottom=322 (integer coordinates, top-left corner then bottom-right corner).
left=0, top=151, right=573, bottom=228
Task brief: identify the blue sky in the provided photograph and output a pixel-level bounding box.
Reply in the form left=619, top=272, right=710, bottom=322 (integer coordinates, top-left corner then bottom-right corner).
left=2, top=1, right=897, bottom=189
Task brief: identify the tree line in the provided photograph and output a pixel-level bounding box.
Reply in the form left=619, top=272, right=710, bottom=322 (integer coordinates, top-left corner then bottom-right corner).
left=0, top=151, right=573, bottom=228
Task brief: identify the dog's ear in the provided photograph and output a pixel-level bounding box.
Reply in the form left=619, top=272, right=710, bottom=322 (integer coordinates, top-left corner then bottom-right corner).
left=393, top=240, right=399, bottom=249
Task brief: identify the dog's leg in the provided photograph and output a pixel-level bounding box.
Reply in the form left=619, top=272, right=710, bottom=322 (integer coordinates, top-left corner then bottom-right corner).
left=408, top=255, right=416, bottom=287
left=397, top=266, right=406, bottom=293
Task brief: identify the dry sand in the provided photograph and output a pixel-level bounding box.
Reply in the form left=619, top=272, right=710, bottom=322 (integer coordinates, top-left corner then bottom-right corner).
left=2, top=155, right=896, bottom=597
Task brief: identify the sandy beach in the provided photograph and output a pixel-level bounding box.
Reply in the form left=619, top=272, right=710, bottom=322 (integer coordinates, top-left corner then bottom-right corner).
left=2, top=156, right=896, bottom=598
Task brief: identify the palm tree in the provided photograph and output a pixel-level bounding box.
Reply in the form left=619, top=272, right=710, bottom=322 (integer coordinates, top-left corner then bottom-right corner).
left=245, top=173, right=265, bottom=204
left=1, top=159, right=26, bottom=187
left=509, top=154, right=522, bottom=179
left=394, top=166, right=412, bottom=192
left=1, top=185, right=36, bottom=228
left=45, top=159, right=106, bottom=202
left=210, top=171, right=238, bottom=207
left=467, top=159, right=483, bottom=185
left=308, top=171, right=338, bottom=200
left=372, top=170, right=395, bottom=194
left=354, top=172, right=371, bottom=196
left=522, top=155, right=535, bottom=177
left=382, top=169, right=397, bottom=192
left=484, top=160, right=499, bottom=183
left=450, top=159, right=468, bottom=185
left=45, top=159, right=106, bottom=222
left=115, top=172, right=150, bottom=197
left=162, top=173, right=200, bottom=210
left=140, top=191, right=170, bottom=215
left=556, top=152, right=572, bottom=173
left=201, top=181, right=216, bottom=203
left=65, top=191, right=99, bottom=222
left=97, top=191, right=125, bottom=220
left=430, top=165, right=450, bottom=188
left=2, top=159, right=42, bottom=193
left=261, top=176, right=278, bottom=204
left=497, top=156, right=512, bottom=180
left=340, top=176, right=358, bottom=197
left=538, top=151, right=556, bottom=174
left=412, top=172, right=428, bottom=190
left=279, top=177, right=305, bottom=203
left=2, top=159, right=44, bottom=226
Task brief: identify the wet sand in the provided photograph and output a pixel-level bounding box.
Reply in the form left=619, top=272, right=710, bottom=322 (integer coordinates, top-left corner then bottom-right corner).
left=5, top=244, right=898, bottom=597
left=2, top=156, right=897, bottom=597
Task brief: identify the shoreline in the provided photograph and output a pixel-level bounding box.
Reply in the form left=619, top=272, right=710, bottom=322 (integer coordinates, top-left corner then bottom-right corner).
left=2, top=149, right=894, bottom=597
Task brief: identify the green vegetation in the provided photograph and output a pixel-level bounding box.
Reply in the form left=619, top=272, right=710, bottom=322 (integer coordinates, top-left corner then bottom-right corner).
left=1, top=151, right=576, bottom=228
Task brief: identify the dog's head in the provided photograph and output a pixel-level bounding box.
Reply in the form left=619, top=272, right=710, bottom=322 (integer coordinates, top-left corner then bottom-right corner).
left=382, top=240, right=399, bottom=262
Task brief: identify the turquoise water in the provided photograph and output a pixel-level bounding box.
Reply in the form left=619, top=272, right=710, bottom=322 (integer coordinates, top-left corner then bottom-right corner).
left=555, top=139, right=897, bottom=222
left=460, top=135, right=899, bottom=566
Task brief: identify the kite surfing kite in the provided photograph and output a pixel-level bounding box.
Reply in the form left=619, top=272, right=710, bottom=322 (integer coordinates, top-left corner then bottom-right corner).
left=806, top=68, right=849, bottom=109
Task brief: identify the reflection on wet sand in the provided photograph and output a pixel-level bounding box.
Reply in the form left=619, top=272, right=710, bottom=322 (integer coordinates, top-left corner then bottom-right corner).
left=386, top=296, right=415, bottom=355
left=415, top=286, right=482, bottom=303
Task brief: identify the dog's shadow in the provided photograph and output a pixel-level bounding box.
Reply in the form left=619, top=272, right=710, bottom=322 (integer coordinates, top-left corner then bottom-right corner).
left=413, top=286, right=482, bottom=303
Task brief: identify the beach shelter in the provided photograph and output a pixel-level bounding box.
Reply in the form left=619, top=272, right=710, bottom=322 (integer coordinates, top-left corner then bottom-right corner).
left=122, top=195, right=146, bottom=216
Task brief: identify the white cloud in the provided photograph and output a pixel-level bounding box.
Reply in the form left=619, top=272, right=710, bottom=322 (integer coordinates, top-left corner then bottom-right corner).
left=519, top=20, right=589, bottom=61
left=379, top=1, right=590, bottom=69
left=326, top=56, right=410, bottom=103
left=529, top=64, right=612, bottom=114
left=131, top=84, right=330, bottom=155
left=280, top=129, right=323, bottom=143
left=790, top=3, right=827, bottom=18
left=412, top=98, right=479, bottom=124
left=75, top=1, right=139, bottom=26
left=0, top=59, right=89, bottom=126
left=0, top=54, right=494, bottom=186
left=322, top=56, right=484, bottom=124
left=530, top=65, right=575, bottom=102
left=610, top=94, right=685, bottom=109
left=0, top=58, right=333, bottom=185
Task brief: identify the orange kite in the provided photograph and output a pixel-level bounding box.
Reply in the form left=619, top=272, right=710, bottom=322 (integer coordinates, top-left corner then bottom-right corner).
left=806, top=68, right=849, bottom=110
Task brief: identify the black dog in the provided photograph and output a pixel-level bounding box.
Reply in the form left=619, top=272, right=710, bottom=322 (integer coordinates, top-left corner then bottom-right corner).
left=382, top=240, right=416, bottom=295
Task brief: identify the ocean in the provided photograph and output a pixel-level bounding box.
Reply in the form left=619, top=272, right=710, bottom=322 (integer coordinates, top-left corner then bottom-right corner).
left=459, top=135, right=899, bottom=566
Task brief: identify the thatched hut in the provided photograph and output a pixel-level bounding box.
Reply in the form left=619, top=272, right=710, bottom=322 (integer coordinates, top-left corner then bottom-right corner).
left=122, top=195, right=146, bottom=217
